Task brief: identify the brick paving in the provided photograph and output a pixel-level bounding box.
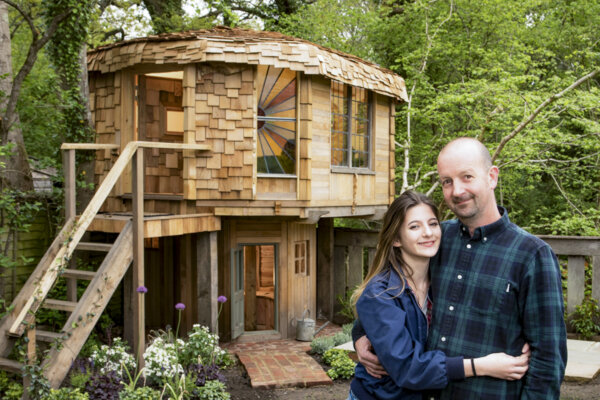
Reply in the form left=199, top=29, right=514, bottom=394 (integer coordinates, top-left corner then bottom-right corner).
left=223, top=320, right=343, bottom=389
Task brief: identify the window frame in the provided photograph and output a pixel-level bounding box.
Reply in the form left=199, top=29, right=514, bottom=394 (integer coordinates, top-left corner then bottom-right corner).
left=330, top=81, right=373, bottom=172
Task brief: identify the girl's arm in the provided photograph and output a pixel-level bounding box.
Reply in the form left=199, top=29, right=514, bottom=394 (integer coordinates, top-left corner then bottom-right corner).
left=465, top=345, right=530, bottom=380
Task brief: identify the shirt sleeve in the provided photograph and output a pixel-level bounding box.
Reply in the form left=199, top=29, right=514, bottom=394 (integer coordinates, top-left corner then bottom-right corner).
left=519, top=244, right=567, bottom=399
left=352, top=318, right=367, bottom=343
left=356, top=283, right=464, bottom=391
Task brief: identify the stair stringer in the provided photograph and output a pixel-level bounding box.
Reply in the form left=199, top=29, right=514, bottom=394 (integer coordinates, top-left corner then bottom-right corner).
left=42, top=221, right=133, bottom=388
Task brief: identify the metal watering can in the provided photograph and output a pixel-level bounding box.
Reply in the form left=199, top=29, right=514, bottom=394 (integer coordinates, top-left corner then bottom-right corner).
left=296, top=310, right=330, bottom=341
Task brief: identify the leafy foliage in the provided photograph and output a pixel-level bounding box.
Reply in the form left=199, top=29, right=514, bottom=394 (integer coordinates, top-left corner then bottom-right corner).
left=0, top=371, right=23, bottom=400
left=193, top=379, right=230, bottom=400
left=570, top=297, right=600, bottom=340
left=43, top=387, right=89, bottom=400
left=118, top=386, right=160, bottom=400
left=322, top=348, right=355, bottom=380
left=85, top=370, right=123, bottom=400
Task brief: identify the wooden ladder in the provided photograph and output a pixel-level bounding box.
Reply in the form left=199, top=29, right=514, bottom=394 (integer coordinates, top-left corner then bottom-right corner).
left=0, top=222, right=133, bottom=387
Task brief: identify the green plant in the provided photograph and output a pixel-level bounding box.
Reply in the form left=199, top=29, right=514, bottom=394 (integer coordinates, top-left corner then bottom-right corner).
left=336, top=286, right=358, bottom=321
left=118, top=386, right=161, bottom=400
left=570, top=297, right=600, bottom=340
left=323, top=349, right=356, bottom=380
left=43, top=387, right=89, bottom=400
left=0, top=371, right=23, bottom=400
left=22, top=364, right=51, bottom=400
left=161, top=372, right=194, bottom=400
left=342, top=323, right=353, bottom=337
left=310, top=335, right=335, bottom=355
left=332, top=331, right=352, bottom=346
left=194, top=379, right=231, bottom=400
left=143, top=336, right=185, bottom=385
left=70, top=370, right=91, bottom=390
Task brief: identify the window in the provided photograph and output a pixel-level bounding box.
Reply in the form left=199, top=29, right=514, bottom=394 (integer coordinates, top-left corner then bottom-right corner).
left=331, top=81, right=371, bottom=169
left=294, top=241, right=309, bottom=276
left=256, top=65, right=297, bottom=175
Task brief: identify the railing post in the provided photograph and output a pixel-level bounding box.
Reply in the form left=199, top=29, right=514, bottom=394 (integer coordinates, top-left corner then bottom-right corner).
left=132, top=147, right=145, bottom=367
left=567, top=256, right=586, bottom=316
left=62, top=149, right=77, bottom=302
left=593, top=256, right=600, bottom=305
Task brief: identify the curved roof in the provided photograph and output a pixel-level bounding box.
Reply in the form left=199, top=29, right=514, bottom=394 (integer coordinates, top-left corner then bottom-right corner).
left=87, top=27, right=407, bottom=101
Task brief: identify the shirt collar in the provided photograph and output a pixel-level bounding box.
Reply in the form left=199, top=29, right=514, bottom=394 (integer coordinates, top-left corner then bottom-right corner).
left=458, top=206, right=510, bottom=241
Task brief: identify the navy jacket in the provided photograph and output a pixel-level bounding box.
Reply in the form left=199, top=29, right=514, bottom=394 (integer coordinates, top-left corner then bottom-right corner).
left=351, top=267, right=464, bottom=400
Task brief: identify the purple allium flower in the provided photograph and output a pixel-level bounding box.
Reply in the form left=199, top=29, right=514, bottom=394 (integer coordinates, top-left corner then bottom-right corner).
left=217, top=295, right=227, bottom=303
left=175, top=303, right=186, bottom=310
left=136, top=285, right=148, bottom=293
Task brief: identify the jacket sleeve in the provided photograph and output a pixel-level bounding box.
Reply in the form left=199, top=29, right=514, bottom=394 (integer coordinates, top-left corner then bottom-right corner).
left=352, top=318, right=367, bottom=343
left=519, top=245, right=567, bottom=399
left=356, top=284, right=464, bottom=390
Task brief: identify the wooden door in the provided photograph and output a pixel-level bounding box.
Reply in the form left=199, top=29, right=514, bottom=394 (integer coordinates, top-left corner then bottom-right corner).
left=230, top=247, right=244, bottom=339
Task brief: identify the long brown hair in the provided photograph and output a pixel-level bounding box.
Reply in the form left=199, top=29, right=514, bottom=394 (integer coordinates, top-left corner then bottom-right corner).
left=350, top=190, right=439, bottom=313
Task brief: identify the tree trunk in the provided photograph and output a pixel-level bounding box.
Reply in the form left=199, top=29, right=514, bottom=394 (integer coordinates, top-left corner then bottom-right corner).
left=0, top=2, right=33, bottom=191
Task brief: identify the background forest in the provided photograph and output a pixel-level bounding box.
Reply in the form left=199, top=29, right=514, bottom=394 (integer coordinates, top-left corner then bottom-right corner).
left=1, top=0, right=599, bottom=237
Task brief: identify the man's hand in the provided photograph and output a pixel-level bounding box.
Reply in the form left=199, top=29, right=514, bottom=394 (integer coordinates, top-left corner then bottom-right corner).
left=354, top=335, right=387, bottom=378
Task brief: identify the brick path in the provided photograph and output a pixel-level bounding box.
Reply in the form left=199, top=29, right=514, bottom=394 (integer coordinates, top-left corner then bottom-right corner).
left=223, top=320, right=343, bottom=389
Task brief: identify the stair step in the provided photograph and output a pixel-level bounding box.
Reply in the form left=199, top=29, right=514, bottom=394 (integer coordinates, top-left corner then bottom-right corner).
left=61, top=269, right=96, bottom=280
left=77, top=242, right=113, bottom=252
left=0, top=357, right=23, bottom=374
left=36, top=330, right=64, bottom=343
left=43, top=299, right=77, bottom=312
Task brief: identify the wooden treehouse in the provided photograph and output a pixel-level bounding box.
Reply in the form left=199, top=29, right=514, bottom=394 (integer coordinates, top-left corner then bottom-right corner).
left=0, top=27, right=407, bottom=387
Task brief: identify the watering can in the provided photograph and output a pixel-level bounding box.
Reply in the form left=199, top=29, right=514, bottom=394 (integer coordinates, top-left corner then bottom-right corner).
left=296, top=310, right=330, bottom=341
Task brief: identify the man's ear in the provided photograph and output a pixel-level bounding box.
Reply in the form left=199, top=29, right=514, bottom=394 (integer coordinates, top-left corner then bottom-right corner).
left=488, top=165, right=499, bottom=189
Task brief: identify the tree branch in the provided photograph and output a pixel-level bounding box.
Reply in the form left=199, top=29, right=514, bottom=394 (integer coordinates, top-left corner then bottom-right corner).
left=491, top=68, right=600, bottom=163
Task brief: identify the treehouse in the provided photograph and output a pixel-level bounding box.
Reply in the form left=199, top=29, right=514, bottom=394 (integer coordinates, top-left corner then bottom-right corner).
left=0, top=27, right=407, bottom=387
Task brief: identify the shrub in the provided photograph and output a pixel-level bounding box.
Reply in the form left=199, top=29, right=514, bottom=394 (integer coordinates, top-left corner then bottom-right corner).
left=0, top=371, right=23, bottom=400
left=43, top=388, right=89, bottom=400
left=118, top=386, right=161, bottom=400
left=323, top=349, right=355, bottom=380
left=332, top=331, right=351, bottom=346
left=342, top=323, right=353, bottom=337
left=85, top=370, right=123, bottom=400
left=194, top=379, right=231, bottom=400
left=187, top=363, right=225, bottom=387
left=182, top=324, right=233, bottom=367
left=89, top=337, right=136, bottom=378
left=310, top=335, right=335, bottom=355
left=570, top=297, right=600, bottom=340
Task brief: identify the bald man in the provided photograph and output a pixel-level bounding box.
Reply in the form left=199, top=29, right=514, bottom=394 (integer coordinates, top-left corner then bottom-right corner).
left=353, top=138, right=567, bottom=399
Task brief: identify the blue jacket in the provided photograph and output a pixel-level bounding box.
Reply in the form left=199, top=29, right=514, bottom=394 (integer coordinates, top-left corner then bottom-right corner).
left=351, top=267, right=464, bottom=400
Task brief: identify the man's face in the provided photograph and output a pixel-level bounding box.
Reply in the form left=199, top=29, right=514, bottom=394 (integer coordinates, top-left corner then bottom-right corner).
left=437, top=144, right=498, bottom=224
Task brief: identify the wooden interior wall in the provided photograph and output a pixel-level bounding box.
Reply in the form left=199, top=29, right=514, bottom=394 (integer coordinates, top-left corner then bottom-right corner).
left=194, top=64, right=256, bottom=200
left=138, top=76, right=184, bottom=194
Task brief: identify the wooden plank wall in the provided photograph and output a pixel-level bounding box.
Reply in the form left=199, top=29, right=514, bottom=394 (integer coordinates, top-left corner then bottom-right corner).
left=308, top=77, right=393, bottom=207
left=0, top=214, right=52, bottom=303
left=287, top=222, right=316, bottom=336
left=194, top=64, right=256, bottom=200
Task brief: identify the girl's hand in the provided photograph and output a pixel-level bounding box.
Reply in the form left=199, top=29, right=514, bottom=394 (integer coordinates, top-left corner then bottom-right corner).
left=475, top=351, right=530, bottom=380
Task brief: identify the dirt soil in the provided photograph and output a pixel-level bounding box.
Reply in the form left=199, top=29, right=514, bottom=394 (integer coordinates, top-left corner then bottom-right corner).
left=223, top=357, right=600, bottom=400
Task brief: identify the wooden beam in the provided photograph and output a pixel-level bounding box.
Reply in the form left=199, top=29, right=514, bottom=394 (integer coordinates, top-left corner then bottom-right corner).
left=537, top=236, right=600, bottom=257
left=62, top=149, right=77, bottom=302
left=567, top=256, right=586, bottom=315
left=132, top=148, right=145, bottom=367
left=60, top=143, right=120, bottom=150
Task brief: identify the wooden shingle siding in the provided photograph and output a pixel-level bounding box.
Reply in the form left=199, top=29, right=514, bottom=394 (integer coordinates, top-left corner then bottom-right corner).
left=88, top=28, right=407, bottom=102
left=194, top=64, right=255, bottom=200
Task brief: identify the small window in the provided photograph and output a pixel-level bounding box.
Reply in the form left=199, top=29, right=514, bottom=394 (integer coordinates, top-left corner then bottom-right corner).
left=294, top=240, right=309, bottom=276
left=331, top=81, right=371, bottom=169
left=165, top=108, right=184, bottom=135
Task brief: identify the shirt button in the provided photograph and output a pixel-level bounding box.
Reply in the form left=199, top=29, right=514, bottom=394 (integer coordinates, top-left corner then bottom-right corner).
left=457, top=274, right=463, bottom=280
left=449, top=306, right=454, bottom=311
left=441, top=337, right=447, bottom=342
left=466, top=244, right=472, bottom=249
left=483, top=237, right=488, bottom=242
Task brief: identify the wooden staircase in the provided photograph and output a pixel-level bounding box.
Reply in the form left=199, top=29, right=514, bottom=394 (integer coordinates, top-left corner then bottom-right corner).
left=0, top=141, right=211, bottom=388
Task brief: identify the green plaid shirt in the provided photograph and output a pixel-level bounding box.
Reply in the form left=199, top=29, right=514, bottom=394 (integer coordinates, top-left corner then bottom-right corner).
left=426, top=207, right=567, bottom=399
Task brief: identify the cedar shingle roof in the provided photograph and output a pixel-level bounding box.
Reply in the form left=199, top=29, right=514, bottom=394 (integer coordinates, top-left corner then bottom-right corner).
left=87, top=27, right=407, bottom=101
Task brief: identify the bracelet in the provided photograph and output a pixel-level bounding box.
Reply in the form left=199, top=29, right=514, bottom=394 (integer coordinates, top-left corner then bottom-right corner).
left=471, top=358, right=477, bottom=377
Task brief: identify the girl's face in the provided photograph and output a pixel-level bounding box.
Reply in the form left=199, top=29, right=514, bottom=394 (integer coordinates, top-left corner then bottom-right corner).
left=393, top=203, right=441, bottom=262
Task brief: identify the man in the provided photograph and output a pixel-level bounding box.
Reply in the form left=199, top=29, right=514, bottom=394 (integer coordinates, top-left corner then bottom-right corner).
left=353, top=137, right=567, bottom=399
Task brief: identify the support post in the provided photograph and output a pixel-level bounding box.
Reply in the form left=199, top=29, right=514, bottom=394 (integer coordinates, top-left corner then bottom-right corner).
left=22, top=317, right=36, bottom=400
left=316, top=218, right=334, bottom=321
left=567, top=255, right=585, bottom=316
left=196, top=232, right=218, bottom=332
left=132, top=148, right=145, bottom=367
left=62, top=149, right=77, bottom=302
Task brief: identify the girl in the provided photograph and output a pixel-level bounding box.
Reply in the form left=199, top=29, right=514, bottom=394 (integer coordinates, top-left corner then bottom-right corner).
left=349, top=191, right=528, bottom=400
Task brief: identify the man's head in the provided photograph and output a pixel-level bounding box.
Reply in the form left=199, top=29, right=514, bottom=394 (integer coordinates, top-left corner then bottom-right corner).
left=437, top=137, right=501, bottom=230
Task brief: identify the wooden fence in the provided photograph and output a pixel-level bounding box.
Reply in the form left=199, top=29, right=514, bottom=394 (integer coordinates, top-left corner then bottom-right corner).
left=329, top=228, right=600, bottom=325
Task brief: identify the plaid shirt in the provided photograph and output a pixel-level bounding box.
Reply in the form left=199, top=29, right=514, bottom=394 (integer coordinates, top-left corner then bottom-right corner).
left=426, top=207, right=567, bottom=399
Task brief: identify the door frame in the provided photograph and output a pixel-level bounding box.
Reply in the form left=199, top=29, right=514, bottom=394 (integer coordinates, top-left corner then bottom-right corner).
left=230, top=243, right=279, bottom=339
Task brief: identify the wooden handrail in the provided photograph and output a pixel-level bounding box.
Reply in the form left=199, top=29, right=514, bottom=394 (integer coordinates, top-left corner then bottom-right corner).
left=5, top=141, right=211, bottom=337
